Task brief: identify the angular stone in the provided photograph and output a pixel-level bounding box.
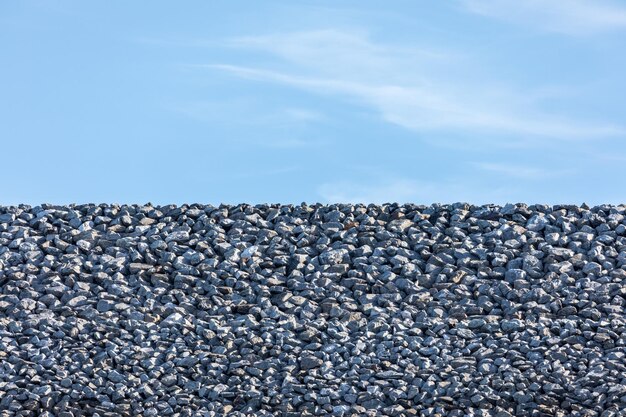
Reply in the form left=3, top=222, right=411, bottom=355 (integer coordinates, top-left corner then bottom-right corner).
left=300, top=356, right=324, bottom=370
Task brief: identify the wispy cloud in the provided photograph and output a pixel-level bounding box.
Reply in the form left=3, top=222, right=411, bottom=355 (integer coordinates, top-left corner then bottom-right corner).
left=318, top=179, right=424, bottom=204
left=170, top=99, right=324, bottom=126
left=203, top=30, right=623, bottom=141
left=460, top=0, right=626, bottom=35
left=591, top=153, right=626, bottom=162
left=230, top=165, right=301, bottom=179
left=317, top=178, right=513, bottom=204
left=472, top=162, right=567, bottom=179
left=283, top=108, right=325, bottom=122
left=168, top=99, right=325, bottom=148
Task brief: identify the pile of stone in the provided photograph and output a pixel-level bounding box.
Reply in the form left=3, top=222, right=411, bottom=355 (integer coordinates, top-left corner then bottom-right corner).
left=0, top=203, right=625, bottom=416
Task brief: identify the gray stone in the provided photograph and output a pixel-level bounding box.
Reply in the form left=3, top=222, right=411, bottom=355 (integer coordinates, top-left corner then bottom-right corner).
left=468, top=318, right=486, bottom=329
left=300, top=356, right=324, bottom=370
left=96, top=299, right=115, bottom=313
left=0, top=213, right=15, bottom=222
left=501, top=319, right=525, bottom=332
left=161, top=312, right=185, bottom=326
left=526, top=215, right=550, bottom=231
left=108, top=370, right=125, bottom=383
left=66, top=296, right=87, bottom=307
left=165, top=230, right=189, bottom=242
left=319, top=248, right=349, bottom=265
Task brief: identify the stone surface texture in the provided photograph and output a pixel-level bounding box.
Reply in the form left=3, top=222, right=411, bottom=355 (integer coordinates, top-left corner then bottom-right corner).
left=1, top=203, right=625, bottom=416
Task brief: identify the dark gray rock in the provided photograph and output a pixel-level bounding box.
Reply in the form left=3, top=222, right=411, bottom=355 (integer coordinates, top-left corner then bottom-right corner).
left=300, top=356, right=324, bottom=370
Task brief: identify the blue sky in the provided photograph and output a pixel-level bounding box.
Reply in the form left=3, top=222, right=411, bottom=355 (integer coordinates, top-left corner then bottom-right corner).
left=3, top=0, right=626, bottom=205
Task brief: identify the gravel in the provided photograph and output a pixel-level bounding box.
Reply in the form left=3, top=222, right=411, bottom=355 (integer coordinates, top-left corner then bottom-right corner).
left=1, top=202, right=625, bottom=416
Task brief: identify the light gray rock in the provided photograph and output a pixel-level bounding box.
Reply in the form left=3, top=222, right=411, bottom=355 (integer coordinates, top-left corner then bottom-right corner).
left=165, top=230, right=189, bottom=242
left=526, top=214, right=550, bottom=231
left=66, top=296, right=88, bottom=307
left=161, top=312, right=185, bottom=326
left=319, top=248, right=349, bottom=265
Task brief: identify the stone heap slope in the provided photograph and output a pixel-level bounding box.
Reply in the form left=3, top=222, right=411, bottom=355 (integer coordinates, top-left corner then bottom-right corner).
left=0, top=203, right=625, bottom=417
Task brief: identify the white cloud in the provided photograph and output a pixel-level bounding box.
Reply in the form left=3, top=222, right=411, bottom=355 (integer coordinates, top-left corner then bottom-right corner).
left=204, top=30, right=623, bottom=140
left=260, top=138, right=312, bottom=149
left=472, top=162, right=566, bottom=179
left=317, top=178, right=513, bottom=204
left=231, top=165, right=301, bottom=179
left=317, top=179, right=424, bottom=204
left=168, top=99, right=325, bottom=148
left=283, top=108, right=325, bottom=122
left=460, top=0, right=626, bottom=35
left=227, top=30, right=450, bottom=82
left=594, top=153, right=626, bottom=162
left=170, top=99, right=324, bottom=126
left=207, top=63, right=623, bottom=140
